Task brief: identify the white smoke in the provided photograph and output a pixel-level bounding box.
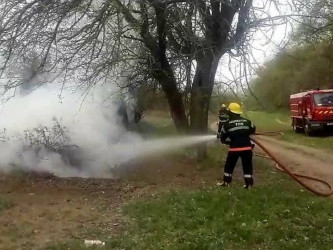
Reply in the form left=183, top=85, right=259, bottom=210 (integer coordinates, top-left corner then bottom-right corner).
left=0, top=81, right=216, bottom=178
left=0, top=83, right=143, bottom=177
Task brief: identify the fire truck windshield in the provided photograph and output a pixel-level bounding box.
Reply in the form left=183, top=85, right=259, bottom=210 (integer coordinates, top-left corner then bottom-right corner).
left=314, top=92, right=333, bottom=106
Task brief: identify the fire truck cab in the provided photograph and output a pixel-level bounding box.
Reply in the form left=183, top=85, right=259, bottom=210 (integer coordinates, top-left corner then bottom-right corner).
left=290, top=89, right=333, bottom=135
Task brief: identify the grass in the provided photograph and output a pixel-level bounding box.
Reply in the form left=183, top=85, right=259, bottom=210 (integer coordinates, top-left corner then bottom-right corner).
left=47, top=178, right=333, bottom=249
left=245, top=110, right=290, bottom=132
left=134, top=111, right=179, bottom=137
left=246, top=110, right=333, bottom=150
left=114, top=184, right=333, bottom=250
left=139, top=110, right=333, bottom=151
left=282, top=130, right=333, bottom=150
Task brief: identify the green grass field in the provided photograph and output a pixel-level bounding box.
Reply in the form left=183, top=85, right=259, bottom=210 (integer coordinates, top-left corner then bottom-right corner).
left=245, top=110, right=290, bottom=131
left=47, top=173, right=333, bottom=249
left=246, top=111, right=333, bottom=151
left=139, top=110, right=333, bottom=150
left=111, top=184, right=333, bottom=250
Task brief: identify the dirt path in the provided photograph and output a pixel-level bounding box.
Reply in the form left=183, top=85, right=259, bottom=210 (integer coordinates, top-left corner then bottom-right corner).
left=253, top=135, right=333, bottom=193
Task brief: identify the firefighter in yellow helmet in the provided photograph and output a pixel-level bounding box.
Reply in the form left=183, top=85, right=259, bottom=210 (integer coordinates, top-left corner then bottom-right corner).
left=217, top=104, right=229, bottom=138
left=218, top=102, right=256, bottom=189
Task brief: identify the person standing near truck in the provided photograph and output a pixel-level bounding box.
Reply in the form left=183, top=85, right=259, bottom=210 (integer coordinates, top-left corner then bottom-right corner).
left=217, top=104, right=229, bottom=138
left=219, top=102, right=256, bottom=189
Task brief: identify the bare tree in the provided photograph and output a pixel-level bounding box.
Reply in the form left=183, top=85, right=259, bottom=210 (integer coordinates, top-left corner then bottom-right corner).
left=292, top=0, right=333, bottom=43
left=0, top=0, right=291, bottom=157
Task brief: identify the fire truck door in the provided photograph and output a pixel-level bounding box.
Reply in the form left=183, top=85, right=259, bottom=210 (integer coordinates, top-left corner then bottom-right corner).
left=304, top=95, right=312, bottom=117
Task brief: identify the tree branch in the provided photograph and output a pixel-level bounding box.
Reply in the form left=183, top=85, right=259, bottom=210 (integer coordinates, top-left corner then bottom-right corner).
left=234, top=0, right=253, bottom=45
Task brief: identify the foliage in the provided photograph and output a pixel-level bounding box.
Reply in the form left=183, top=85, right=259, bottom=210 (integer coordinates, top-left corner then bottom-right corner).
left=246, top=41, right=333, bottom=110
left=23, top=118, right=70, bottom=153
left=245, top=0, right=333, bottom=111
left=293, top=0, right=333, bottom=43
left=0, top=118, right=83, bottom=168
left=210, top=91, right=245, bottom=115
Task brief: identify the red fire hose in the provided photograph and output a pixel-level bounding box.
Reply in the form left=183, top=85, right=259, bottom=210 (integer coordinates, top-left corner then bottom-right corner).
left=251, top=135, right=333, bottom=197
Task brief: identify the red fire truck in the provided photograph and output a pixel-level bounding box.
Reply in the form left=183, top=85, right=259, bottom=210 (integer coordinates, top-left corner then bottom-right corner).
left=290, top=89, right=333, bottom=135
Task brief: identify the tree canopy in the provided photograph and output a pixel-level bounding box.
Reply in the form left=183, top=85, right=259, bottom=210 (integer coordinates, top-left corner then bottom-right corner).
left=0, top=0, right=291, bottom=149
left=246, top=0, right=333, bottom=110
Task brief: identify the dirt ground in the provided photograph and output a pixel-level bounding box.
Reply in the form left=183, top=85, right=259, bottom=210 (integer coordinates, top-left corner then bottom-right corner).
left=0, top=175, right=127, bottom=249
left=0, top=154, right=224, bottom=250
left=253, top=135, right=333, bottom=193
left=1, top=136, right=333, bottom=249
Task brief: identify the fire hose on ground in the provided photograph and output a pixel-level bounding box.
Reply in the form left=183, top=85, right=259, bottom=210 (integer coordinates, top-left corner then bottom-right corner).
left=251, top=133, right=333, bottom=197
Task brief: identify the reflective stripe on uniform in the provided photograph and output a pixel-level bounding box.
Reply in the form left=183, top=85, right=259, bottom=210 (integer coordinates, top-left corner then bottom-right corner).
left=227, top=126, right=250, bottom=132
left=224, top=173, right=232, bottom=177
left=229, top=147, right=252, bottom=152
left=244, top=174, right=253, bottom=178
left=229, top=119, right=246, bottom=123
left=221, top=126, right=226, bottom=133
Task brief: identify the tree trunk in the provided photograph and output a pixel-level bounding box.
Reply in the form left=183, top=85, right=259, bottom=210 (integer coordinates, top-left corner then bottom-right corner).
left=190, top=58, right=219, bottom=159
left=146, top=4, right=189, bottom=132
left=161, top=76, right=189, bottom=132
left=151, top=62, right=189, bottom=132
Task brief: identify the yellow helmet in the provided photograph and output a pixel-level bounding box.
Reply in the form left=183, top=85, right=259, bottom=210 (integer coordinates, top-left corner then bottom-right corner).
left=228, top=102, right=242, bottom=114
left=221, top=104, right=227, bottom=108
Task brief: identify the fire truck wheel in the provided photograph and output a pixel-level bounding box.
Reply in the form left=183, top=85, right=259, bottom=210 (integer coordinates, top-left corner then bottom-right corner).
left=293, top=125, right=302, bottom=133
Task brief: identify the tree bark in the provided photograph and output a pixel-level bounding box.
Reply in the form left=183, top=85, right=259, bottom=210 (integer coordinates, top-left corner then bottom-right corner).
left=190, top=58, right=219, bottom=159
left=146, top=2, right=189, bottom=132
left=151, top=64, right=189, bottom=132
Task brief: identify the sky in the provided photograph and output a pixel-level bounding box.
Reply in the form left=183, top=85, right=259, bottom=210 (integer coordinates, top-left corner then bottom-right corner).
left=215, top=0, right=295, bottom=93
